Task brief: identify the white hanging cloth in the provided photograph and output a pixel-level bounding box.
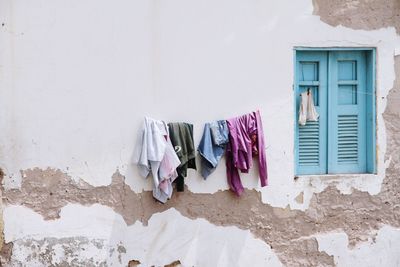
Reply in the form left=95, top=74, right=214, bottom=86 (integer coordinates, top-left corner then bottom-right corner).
left=133, top=117, right=181, bottom=203
left=298, top=90, right=319, bottom=126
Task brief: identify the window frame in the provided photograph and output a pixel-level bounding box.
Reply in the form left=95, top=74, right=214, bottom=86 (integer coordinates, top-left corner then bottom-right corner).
left=293, top=47, right=377, bottom=176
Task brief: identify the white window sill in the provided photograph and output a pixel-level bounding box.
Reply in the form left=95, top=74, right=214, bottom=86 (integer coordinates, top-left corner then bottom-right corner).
left=295, top=173, right=377, bottom=181
left=294, top=173, right=381, bottom=195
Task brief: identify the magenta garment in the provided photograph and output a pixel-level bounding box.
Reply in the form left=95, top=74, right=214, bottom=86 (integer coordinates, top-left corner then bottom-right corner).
left=225, top=110, right=268, bottom=196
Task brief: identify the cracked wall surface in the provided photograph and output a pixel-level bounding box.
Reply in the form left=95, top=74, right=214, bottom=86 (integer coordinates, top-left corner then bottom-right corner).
left=1, top=53, right=400, bottom=263
left=1, top=0, right=400, bottom=266
left=316, top=226, right=400, bottom=266
left=313, top=0, right=400, bottom=34
left=2, top=111, right=400, bottom=265
left=9, top=237, right=110, bottom=267
left=3, top=205, right=284, bottom=266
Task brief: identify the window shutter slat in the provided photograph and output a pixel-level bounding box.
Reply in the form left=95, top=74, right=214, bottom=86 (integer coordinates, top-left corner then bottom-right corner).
left=299, top=121, right=320, bottom=165
left=338, top=114, right=358, bottom=163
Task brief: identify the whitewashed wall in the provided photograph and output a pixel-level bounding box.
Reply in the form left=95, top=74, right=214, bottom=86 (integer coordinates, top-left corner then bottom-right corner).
left=1, top=0, right=400, bottom=266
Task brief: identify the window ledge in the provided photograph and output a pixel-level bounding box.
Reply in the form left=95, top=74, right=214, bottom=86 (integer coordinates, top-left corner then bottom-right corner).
left=295, top=173, right=377, bottom=181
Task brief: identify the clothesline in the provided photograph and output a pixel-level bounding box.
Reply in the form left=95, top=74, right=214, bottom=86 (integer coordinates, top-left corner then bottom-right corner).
left=134, top=111, right=268, bottom=203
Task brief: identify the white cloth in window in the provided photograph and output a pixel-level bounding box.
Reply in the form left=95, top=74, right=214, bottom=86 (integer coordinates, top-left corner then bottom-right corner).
left=299, top=91, right=319, bottom=126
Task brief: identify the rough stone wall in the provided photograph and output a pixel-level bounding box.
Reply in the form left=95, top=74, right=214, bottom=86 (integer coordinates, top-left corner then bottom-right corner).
left=1, top=1, right=400, bottom=266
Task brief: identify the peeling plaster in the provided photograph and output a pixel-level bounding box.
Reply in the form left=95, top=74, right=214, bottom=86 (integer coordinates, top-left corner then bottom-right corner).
left=0, top=168, right=12, bottom=266
left=0, top=0, right=399, bottom=212
left=8, top=237, right=109, bottom=267
left=164, top=260, right=182, bottom=267
left=0, top=241, right=13, bottom=266
left=315, top=226, right=400, bottom=266
left=1, top=0, right=400, bottom=266
left=2, top=54, right=400, bottom=265
left=313, top=0, right=400, bottom=34
left=3, top=153, right=400, bottom=266
left=3, top=205, right=283, bottom=267
left=128, top=260, right=141, bottom=267
left=295, top=192, right=304, bottom=204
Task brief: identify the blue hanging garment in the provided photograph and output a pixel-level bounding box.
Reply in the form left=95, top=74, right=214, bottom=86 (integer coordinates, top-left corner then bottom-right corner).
left=197, top=120, right=229, bottom=179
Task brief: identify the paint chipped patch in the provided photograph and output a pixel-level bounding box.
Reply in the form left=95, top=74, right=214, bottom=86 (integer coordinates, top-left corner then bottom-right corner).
left=313, top=0, right=400, bottom=34
left=3, top=205, right=283, bottom=267
left=275, top=237, right=333, bottom=267
left=128, top=259, right=181, bottom=267
left=3, top=168, right=146, bottom=224
left=295, top=192, right=304, bottom=204
left=0, top=241, right=13, bottom=266
left=117, top=242, right=126, bottom=264
left=315, top=225, right=400, bottom=266
left=128, top=259, right=141, bottom=267
left=164, top=260, right=182, bottom=267
left=7, top=237, right=109, bottom=267
left=2, top=167, right=400, bottom=266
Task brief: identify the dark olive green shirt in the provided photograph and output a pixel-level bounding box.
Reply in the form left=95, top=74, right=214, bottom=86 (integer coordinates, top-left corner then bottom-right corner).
left=168, top=122, right=197, bottom=191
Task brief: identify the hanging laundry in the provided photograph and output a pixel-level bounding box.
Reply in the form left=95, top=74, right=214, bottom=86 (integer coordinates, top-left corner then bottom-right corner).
left=225, top=110, right=268, bottom=196
left=198, top=120, right=229, bottom=179
left=133, top=117, right=181, bottom=203
left=210, top=120, right=229, bottom=146
left=168, top=122, right=197, bottom=191
left=298, top=90, right=319, bottom=126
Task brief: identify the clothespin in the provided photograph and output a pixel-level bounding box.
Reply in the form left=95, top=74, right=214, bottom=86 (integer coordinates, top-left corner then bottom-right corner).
left=299, top=88, right=311, bottom=96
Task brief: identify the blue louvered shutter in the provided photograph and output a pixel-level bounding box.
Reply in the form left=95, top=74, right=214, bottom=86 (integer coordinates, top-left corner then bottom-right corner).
left=328, top=51, right=367, bottom=173
left=295, top=52, right=328, bottom=175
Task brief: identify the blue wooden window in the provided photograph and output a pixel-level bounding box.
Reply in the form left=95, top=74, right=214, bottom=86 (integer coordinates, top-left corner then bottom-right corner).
left=294, top=49, right=376, bottom=175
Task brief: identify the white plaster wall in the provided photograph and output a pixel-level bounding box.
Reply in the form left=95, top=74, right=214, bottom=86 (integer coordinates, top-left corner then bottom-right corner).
left=4, top=204, right=283, bottom=267
left=0, top=0, right=399, bottom=208
left=1, top=0, right=400, bottom=265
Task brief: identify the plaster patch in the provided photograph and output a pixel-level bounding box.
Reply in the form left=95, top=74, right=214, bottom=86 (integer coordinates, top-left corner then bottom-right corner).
left=7, top=237, right=109, bottom=267
left=315, top=225, right=400, bottom=267
left=0, top=241, right=13, bottom=266
left=313, top=0, right=400, bottom=34
left=128, top=260, right=141, bottom=267
left=3, top=205, right=283, bottom=267
left=6, top=165, right=400, bottom=266
left=295, top=192, right=304, bottom=204
left=164, top=260, right=182, bottom=267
